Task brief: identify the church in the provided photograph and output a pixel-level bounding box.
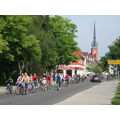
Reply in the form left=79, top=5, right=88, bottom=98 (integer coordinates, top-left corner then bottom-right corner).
left=58, top=22, right=98, bottom=77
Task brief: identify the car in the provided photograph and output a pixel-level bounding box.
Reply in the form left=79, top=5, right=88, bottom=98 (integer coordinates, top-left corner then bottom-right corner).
left=90, top=75, right=101, bottom=82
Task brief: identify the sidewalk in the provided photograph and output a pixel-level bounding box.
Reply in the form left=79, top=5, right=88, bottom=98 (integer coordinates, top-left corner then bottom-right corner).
left=55, top=80, right=119, bottom=105
left=0, top=87, right=7, bottom=93
left=0, top=86, right=16, bottom=94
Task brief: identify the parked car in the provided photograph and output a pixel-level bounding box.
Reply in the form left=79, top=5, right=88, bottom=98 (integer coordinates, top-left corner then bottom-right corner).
left=90, top=75, right=101, bottom=82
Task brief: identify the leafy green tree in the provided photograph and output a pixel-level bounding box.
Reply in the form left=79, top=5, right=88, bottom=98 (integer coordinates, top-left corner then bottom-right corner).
left=29, top=15, right=58, bottom=73
left=99, top=56, right=109, bottom=72
left=50, top=15, right=79, bottom=66
left=100, top=36, right=120, bottom=72
left=0, top=15, right=81, bottom=85
left=0, top=36, right=8, bottom=54
left=0, top=15, right=42, bottom=84
left=87, top=64, right=102, bottom=73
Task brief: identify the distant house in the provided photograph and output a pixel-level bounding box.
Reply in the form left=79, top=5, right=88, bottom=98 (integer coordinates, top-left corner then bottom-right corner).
left=58, top=51, right=97, bottom=77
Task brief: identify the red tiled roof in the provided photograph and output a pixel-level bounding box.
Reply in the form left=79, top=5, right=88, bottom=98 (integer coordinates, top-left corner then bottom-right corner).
left=70, top=59, right=84, bottom=66
left=73, top=51, right=95, bottom=59
left=58, top=67, right=75, bottom=70
left=58, top=67, right=84, bottom=71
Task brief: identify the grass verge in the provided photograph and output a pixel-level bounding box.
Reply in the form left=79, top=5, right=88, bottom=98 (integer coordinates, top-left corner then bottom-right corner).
left=112, top=82, right=120, bottom=105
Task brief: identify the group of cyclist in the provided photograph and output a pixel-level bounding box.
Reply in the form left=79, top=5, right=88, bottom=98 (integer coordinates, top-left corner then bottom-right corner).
left=16, top=73, right=38, bottom=94
left=6, top=72, right=87, bottom=94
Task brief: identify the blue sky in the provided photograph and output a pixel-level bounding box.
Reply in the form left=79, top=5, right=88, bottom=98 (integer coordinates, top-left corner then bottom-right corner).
left=62, top=15, right=120, bottom=60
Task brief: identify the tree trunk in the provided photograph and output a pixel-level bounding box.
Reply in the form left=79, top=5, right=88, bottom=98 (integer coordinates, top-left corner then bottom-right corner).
left=25, top=63, right=28, bottom=73
left=18, top=62, right=25, bottom=74
left=18, top=62, right=22, bottom=74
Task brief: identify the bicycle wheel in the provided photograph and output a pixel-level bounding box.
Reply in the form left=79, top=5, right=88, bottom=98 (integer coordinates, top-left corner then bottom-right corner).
left=20, top=87, right=24, bottom=95
left=31, top=86, right=36, bottom=93
left=42, top=85, right=44, bottom=91
left=25, top=88, right=28, bottom=95
left=65, top=81, right=68, bottom=87
left=15, top=87, right=20, bottom=95
left=47, top=84, right=49, bottom=90
left=6, top=87, right=9, bottom=94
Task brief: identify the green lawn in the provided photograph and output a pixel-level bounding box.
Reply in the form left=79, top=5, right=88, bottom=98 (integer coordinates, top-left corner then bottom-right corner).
left=112, top=82, right=120, bottom=105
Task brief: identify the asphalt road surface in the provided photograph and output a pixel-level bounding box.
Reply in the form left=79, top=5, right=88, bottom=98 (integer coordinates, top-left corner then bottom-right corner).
left=0, top=79, right=99, bottom=105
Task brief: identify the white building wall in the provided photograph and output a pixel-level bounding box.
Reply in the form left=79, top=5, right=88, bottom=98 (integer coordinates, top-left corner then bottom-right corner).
left=72, top=70, right=75, bottom=77
left=63, top=70, right=66, bottom=77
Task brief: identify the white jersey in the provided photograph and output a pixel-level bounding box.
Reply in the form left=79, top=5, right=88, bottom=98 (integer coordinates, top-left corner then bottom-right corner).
left=42, top=77, right=47, bottom=84
left=42, top=80, right=47, bottom=84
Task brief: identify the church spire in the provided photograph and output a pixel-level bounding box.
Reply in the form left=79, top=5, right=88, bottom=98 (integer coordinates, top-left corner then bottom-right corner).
left=93, top=21, right=96, bottom=40
left=92, top=21, right=98, bottom=48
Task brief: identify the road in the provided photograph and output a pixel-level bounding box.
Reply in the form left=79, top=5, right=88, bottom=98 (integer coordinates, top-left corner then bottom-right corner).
left=0, top=79, right=99, bottom=105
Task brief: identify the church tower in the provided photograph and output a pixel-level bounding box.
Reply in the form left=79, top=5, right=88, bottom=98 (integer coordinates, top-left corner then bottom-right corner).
left=91, top=22, right=98, bottom=60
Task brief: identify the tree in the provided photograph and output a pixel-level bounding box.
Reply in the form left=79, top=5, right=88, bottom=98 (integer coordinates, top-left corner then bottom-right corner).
left=28, top=15, right=58, bottom=73
left=100, top=36, right=120, bottom=72
left=50, top=15, right=79, bottom=66
left=0, top=15, right=81, bottom=85
left=0, top=36, right=8, bottom=54
left=0, top=15, right=42, bottom=84
left=99, top=56, right=109, bottom=72
left=87, top=64, right=102, bottom=73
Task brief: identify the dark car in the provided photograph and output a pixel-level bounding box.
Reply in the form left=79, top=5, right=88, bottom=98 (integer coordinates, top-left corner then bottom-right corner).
left=90, top=75, right=101, bottom=82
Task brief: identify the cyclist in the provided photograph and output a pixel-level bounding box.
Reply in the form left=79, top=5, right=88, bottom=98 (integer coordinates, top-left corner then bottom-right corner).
left=28, top=74, right=33, bottom=91
left=71, top=76, right=75, bottom=84
left=81, top=74, right=85, bottom=82
left=65, top=74, right=69, bottom=86
left=73, top=74, right=77, bottom=83
left=15, top=74, right=23, bottom=94
left=32, top=73, right=38, bottom=88
left=47, top=74, right=51, bottom=89
left=17, top=73, right=23, bottom=85
left=20, top=73, right=26, bottom=94
left=24, top=72, right=29, bottom=94
left=6, top=77, right=13, bottom=93
left=42, top=74, right=47, bottom=91
left=61, top=73, right=64, bottom=86
left=56, top=73, right=62, bottom=90
left=76, top=75, right=79, bottom=83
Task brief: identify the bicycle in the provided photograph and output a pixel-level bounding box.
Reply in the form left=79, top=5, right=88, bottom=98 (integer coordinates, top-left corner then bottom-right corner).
left=15, top=84, right=21, bottom=95
left=6, top=84, right=13, bottom=94
left=47, top=82, right=51, bottom=90
left=18, top=82, right=25, bottom=95
left=42, top=83, right=47, bottom=91
left=65, top=78, right=69, bottom=87
left=28, top=83, right=36, bottom=93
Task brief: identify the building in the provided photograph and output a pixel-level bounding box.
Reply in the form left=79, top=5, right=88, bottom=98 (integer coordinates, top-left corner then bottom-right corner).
left=91, top=22, right=98, bottom=60
left=58, top=22, right=98, bottom=77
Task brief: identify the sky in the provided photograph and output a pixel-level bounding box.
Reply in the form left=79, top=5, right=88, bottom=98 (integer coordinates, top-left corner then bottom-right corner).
left=62, top=15, right=120, bottom=60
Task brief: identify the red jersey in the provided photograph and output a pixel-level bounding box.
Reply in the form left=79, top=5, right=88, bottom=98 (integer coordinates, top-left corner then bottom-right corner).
left=47, top=76, right=51, bottom=82
left=65, top=75, right=69, bottom=79
left=32, top=75, right=38, bottom=82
